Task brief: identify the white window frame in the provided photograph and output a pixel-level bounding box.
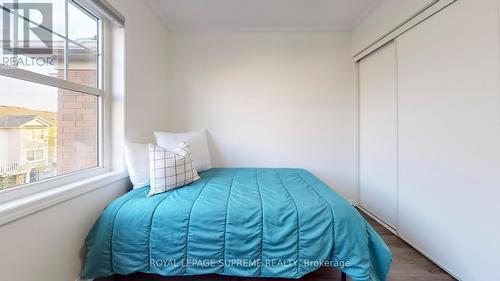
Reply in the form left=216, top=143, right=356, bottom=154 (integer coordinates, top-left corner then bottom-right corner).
left=0, top=3, right=116, bottom=205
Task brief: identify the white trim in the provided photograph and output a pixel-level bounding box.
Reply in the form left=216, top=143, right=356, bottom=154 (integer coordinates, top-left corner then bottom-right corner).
left=394, top=38, right=401, bottom=233
left=0, top=167, right=107, bottom=204
left=64, top=0, right=69, bottom=80
left=151, top=26, right=361, bottom=33
left=353, top=61, right=361, bottom=204
left=0, top=170, right=128, bottom=226
left=100, top=20, right=109, bottom=169
left=72, top=0, right=125, bottom=27
left=357, top=205, right=397, bottom=235
left=107, top=22, right=126, bottom=171
left=353, top=0, right=457, bottom=62
left=0, top=66, right=102, bottom=96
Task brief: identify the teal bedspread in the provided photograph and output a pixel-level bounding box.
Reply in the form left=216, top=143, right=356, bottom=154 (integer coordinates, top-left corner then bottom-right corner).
left=82, top=168, right=391, bottom=281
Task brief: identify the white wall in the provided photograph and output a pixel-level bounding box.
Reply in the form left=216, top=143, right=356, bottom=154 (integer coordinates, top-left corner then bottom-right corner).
left=0, top=179, right=129, bottom=281
left=167, top=32, right=357, bottom=200
left=109, top=0, right=173, bottom=143
left=351, top=0, right=434, bottom=55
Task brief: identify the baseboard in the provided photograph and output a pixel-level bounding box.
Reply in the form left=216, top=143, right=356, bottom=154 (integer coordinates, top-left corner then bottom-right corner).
left=356, top=206, right=460, bottom=280
left=356, top=205, right=398, bottom=235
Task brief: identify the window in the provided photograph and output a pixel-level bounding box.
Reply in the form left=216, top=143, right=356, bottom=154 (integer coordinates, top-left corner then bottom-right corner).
left=0, top=0, right=102, bottom=191
left=26, top=150, right=34, bottom=161
left=30, top=129, right=47, bottom=140
left=26, top=149, right=44, bottom=161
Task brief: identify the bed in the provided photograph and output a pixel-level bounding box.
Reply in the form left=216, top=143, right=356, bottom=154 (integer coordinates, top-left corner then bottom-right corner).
left=81, top=168, right=391, bottom=281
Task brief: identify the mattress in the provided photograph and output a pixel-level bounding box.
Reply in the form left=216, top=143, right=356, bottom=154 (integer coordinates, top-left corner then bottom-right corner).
left=82, top=168, right=391, bottom=281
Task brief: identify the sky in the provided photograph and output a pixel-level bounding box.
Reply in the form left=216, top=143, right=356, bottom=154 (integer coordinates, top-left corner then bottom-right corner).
left=0, top=75, right=58, bottom=112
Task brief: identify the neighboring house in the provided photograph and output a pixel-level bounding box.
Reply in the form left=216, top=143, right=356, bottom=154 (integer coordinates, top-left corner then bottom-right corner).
left=0, top=35, right=98, bottom=188
left=0, top=114, right=56, bottom=188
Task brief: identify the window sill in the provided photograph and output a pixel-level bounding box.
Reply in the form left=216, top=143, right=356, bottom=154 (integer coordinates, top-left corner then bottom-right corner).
left=0, top=170, right=129, bottom=227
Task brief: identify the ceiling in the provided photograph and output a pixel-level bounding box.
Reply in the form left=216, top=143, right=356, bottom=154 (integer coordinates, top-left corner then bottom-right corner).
left=147, top=0, right=383, bottom=32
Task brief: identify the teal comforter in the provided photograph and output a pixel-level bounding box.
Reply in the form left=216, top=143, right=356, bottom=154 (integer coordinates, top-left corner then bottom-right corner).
left=82, top=168, right=391, bottom=281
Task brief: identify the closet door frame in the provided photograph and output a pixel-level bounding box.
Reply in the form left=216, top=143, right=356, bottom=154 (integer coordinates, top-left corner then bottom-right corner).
left=353, top=1, right=469, bottom=279
left=353, top=0, right=456, bottom=62
left=352, top=0, right=457, bottom=234
left=356, top=41, right=399, bottom=233
left=353, top=0, right=458, bottom=210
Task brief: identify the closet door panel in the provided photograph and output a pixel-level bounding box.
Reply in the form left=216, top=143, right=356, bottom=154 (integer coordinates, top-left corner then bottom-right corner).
left=358, top=42, right=398, bottom=229
left=397, top=0, right=500, bottom=279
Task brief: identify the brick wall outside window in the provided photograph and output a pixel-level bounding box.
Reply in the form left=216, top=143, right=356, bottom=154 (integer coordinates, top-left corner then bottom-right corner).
left=56, top=70, right=98, bottom=174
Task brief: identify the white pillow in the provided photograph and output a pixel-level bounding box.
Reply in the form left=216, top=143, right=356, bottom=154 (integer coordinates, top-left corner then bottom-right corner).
left=148, top=142, right=200, bottom=197
left=154, top=130, right=212, bottom=172
left=124, top=142, right=150, bottom=188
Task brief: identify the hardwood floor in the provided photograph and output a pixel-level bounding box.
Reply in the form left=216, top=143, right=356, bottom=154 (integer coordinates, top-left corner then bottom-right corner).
left=360, top=213, right=455, bottom=281
left=96, top=210, right=456, bottom=281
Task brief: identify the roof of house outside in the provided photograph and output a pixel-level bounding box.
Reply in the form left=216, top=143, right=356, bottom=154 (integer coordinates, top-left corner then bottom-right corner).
left=0, top=115, right=54, bottom=129
left=1, top=38, right=97, bottom=55
left=0, top=106, right=57, bottom=125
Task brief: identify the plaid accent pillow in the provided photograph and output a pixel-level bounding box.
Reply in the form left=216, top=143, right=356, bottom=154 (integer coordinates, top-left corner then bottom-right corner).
left=148, top=142, right=200, bottom=197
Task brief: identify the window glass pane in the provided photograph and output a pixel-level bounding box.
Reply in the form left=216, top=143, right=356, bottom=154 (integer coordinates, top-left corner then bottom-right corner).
left=67, top=3, right=98, bottom=87
left=1, top=34, right=66, bottom=78
left=68, top=42, right=98, bottom=88
left=0, top=75, right=98, bottom=190
left=0, top=0, right=65, bottom=77
left=68, top=3, right=97, bottom=49
left=1, top=0, right=100, bottom=88
left=14, top=0, right=66, bottom=35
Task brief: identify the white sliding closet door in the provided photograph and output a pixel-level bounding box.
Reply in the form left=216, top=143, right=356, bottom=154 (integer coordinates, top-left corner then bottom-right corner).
left=358, top=41, right=398, bottom=229
left=396, top=0, right=500, bottom=279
